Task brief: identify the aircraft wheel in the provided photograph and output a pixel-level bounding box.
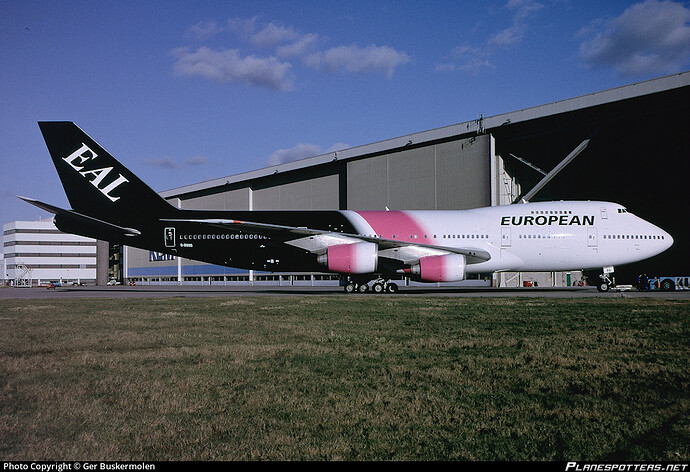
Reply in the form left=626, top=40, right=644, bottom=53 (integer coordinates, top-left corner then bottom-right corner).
left=372, top=282, right=385, bottom=293
left=386, top=282, right=399, bottom=293
left=344, top=282, right=356, bottom=293
left=597, top=282, right=610, bottom=292
left=358, top=283, right=369, bottom=293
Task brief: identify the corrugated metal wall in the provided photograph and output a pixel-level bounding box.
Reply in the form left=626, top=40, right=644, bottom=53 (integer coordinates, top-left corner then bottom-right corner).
left=252, top=174, right=340, bottom=210
left=175, top=135, right=491, bottom=213
left=181, top=188, right=250, bottom=210
left=347, top=135, right=491, bottom=210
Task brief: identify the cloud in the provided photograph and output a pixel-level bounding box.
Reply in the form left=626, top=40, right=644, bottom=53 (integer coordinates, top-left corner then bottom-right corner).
left=141, top=157, right=181, bottom=169
left=250, top=22, right=300, bottom=48
left=326, top=143, right=350, bottom=153
left=267, top=143, right=323, bottom=166
left=171, top=47, right=295, bottom=91
left=308, top=44, right=411, bottom=78
left=579, top=0, right=690, bottom=77
left=276, top=33, right=320, bottom=58
left=187, top=17, right=259, bottom=41
left=173, top=17, right=411, bottom=89
left=436, top=46, right=494, bottom=73
left=489, top=0, right=544, bottom=47
left=185, top=155, right=208, bottom=166
left=185, top=21, right=222, bottom=40
left=226, top=17, right=259, bottom=40
left=267, top=142, right=349, bottom=166
left=438, top=0, right=542, bottom=73
left=141, top=155, right=209, bottom=169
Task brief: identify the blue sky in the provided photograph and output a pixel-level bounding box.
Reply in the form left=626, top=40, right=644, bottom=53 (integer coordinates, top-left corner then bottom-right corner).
left=2, top=0, right=689, bottom=226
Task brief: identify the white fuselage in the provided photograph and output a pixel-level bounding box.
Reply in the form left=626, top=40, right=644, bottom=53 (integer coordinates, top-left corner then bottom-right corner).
left=345, top=201, right=673, bottom=274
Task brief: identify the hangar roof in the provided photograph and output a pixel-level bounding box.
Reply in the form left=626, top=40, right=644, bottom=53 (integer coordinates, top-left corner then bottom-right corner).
left=160, top=71, right=690, bottom=199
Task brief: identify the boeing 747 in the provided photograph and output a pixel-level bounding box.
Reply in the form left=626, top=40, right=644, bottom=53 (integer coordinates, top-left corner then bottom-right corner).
left=21, top=122, right=673, bottom=293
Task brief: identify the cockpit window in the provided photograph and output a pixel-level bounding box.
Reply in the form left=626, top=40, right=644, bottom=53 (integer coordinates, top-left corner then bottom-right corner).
left=617, top=208, right=628, bottom=214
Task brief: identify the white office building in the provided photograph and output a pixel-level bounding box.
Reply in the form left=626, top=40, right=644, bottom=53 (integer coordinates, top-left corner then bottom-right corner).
left=3, top=218, right=98, bottom=286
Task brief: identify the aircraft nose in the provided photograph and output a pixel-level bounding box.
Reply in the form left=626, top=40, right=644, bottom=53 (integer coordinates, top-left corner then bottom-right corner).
left=651, top=222, right=674, bottom=253
left=642, top=218, right=673, bottom=256
left=662, top=229, right=674, bottom=250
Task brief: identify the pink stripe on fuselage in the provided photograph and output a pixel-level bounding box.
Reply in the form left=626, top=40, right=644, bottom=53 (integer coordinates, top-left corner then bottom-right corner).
left=354, top=211, right=432, bottom=243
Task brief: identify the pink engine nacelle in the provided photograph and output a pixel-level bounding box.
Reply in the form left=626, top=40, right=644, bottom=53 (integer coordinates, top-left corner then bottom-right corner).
left=409, top=254, right=466, bottom=282
left=317, top=242, right=378, bottom=274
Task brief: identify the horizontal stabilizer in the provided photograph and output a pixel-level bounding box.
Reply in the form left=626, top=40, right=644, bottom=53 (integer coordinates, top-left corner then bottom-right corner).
left=18, top=196, right=141, bottom=237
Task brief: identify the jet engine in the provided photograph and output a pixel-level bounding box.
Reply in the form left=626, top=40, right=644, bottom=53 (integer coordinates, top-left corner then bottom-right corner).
left=317, top=242, right=378, bottom=274
left=409, top=254, right=466, bottom=282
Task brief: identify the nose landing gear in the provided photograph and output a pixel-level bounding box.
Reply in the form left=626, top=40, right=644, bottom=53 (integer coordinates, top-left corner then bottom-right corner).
left=597, top=267, right=615, bottom=292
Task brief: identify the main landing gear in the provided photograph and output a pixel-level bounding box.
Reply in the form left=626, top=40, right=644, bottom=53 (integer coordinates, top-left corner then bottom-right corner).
left=344, top=277, right=399, bottom=294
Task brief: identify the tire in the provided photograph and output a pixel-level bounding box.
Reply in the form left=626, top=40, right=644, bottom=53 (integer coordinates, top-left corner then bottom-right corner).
left=597, top=282, right=610, bottom=292
left=344, top=282, right=356, bottom=293
left=660, top=279, right=675, bottom=291
left=372, top=282, right=384, bottom=293
left=358, top=283, right=369, bottom=293
left=386, top=282, right=399, bottom=293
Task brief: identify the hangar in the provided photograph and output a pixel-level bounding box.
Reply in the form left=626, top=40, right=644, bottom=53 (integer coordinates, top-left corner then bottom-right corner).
left=122, top=71, right=690, bottom=287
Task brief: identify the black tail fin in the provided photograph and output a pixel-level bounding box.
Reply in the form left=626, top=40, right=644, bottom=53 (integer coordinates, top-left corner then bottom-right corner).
left=38, top=122, right=176, bottom=227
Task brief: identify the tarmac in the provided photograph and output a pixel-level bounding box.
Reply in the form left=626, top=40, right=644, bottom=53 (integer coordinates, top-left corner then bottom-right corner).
left=1, top=284, right=689, bottom=300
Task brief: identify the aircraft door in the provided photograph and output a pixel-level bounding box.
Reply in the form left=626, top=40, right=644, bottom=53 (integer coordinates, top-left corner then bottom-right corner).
left=501, top=227, right=511, bottom=247
left=587, top=226, right=597, bottom=247
left=164, top=227, right=176, bottom=248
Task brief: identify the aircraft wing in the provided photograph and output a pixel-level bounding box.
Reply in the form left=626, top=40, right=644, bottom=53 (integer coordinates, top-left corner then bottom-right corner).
left=161, top=217, right=491, bottom=264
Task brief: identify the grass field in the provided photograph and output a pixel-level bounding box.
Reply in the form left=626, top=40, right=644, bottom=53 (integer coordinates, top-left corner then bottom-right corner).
left=0, top=296, right=688, bottom=461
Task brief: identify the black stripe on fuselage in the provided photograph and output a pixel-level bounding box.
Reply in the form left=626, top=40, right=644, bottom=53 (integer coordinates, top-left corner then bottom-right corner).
left=132, top=210, right=358, bottom=273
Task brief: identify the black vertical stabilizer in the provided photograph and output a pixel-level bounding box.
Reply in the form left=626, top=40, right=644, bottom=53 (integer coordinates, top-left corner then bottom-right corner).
left=38, top=122, right=177, bottom=227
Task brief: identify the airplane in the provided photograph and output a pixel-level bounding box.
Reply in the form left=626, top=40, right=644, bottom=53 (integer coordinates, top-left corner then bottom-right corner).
left=20, top=121, right=673, bottom=293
